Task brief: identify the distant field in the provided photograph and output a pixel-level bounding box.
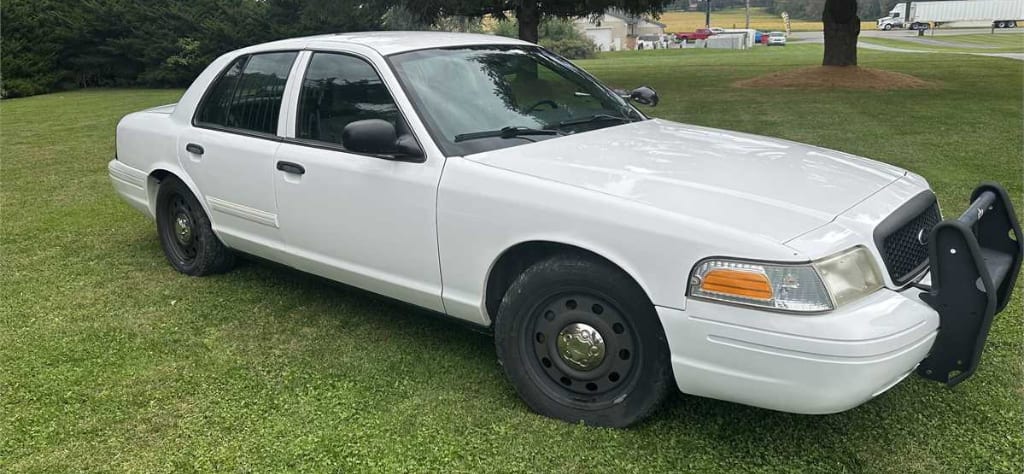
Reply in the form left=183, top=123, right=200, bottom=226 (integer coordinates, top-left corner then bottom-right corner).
left=659, top=7, right=875, bottom=33
left=860, top=32, right=1024, bottom=53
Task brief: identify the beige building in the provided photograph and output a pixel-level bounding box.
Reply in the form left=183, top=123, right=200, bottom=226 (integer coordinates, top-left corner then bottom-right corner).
left=573, top=10, right=667, bottom=51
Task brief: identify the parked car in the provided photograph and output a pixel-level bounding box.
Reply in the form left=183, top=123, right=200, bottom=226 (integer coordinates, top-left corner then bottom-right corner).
left=768, top=31, right=787, bottom=46
left=110, top=32, right=1021, bottom=428
left=675, top=28, right=715, bottom=41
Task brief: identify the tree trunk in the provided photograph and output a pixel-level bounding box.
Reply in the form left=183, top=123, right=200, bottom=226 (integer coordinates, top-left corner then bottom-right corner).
left=516, top=1, right=540, bottom=44
left=822, top=0, right=860, bottom=66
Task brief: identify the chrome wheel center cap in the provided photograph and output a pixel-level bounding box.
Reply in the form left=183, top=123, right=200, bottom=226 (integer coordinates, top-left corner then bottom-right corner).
left=174, top=214, right=193, bottom=245
left=556, top=323, right=606, bottom=371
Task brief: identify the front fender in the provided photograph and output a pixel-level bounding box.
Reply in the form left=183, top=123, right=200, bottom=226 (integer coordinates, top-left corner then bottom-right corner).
left=436, top=158, right=802, bottom=326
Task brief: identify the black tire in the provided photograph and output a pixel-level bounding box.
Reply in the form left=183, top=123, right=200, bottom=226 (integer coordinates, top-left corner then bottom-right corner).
left=883, top=24, right=893, bottom=31
left=155, top=176, right=234, bottom=276
left=494, top=254, right=672, bottom=427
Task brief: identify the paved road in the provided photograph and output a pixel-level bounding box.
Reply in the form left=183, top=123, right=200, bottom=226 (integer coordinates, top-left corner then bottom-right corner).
left=790, top=28, right=1024, bottom=60
left=973, top=52, right=1024, bottom=60
left=791, top=28, right=1024, bottom=41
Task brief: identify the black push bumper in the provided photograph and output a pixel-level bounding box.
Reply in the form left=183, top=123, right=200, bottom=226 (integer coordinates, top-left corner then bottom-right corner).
left=916, top=182, right=1022, bottom=386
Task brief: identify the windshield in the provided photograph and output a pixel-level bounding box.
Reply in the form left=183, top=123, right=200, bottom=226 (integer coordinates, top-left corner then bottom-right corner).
left=388, top=45, right=644, bottom=156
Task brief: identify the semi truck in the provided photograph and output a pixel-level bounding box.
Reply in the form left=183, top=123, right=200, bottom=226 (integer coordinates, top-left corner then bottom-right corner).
left=876, top=0, right=1024, bottom=30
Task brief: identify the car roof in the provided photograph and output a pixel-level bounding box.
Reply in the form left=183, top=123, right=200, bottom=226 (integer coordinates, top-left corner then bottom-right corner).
left=243, top=31, right=532, bottom=56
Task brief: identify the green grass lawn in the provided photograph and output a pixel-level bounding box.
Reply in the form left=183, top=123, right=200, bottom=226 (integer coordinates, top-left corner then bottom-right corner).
left=859, top=32, right=1024, bottom=53
left=2, top=44, right=1022, bottom=472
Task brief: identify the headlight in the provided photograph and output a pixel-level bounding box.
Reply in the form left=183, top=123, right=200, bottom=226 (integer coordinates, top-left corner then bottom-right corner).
left=688, top=246, right=883, bottom=313
left=811, top=246, right=884, bottom=307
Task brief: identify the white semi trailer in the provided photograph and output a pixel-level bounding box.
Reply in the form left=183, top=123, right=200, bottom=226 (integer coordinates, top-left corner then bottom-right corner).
left=877, top=0, right=1024, bottom=30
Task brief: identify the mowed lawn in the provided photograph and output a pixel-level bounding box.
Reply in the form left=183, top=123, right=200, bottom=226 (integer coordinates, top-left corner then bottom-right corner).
left=2, top=44, right=1022, bottom=472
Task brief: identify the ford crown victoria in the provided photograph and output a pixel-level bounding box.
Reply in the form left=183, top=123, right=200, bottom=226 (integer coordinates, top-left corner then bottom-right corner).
left=109, top=32, right=1021, bottom=427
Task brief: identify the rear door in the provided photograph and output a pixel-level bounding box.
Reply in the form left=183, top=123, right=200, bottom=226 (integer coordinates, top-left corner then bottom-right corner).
left=271, top=49, right=446, bottom=312
left=179, top=51, right=300, bottom=259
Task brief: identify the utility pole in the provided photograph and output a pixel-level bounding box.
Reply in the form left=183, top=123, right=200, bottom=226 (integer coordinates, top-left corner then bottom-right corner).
left=745, top=0, right=750, bottom=29
left=706, top=0, right=711, bottom=27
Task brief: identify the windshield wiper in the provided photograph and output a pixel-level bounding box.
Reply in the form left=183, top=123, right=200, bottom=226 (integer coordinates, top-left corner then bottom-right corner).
left=454, top=126, right=564, bottom=143
left=555, top=114, right=633, bottom=128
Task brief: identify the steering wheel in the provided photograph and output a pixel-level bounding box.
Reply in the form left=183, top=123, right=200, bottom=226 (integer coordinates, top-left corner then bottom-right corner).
left=523, top=100, right=559, bottom=114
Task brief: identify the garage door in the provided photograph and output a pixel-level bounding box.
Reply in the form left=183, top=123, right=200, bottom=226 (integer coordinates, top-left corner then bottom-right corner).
left=585, top=28, right=614, bottom=51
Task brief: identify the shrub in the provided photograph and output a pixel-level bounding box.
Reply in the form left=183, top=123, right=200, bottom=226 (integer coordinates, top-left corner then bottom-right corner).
left=492, top=17, right=599, bottom=59
left=1, top=77, right=56, bottom=99
left=540, top=37, right=598, bottom=59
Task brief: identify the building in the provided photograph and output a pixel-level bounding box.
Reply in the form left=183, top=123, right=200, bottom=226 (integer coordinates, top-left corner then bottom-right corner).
left=573, top=10, right=668, bottom=51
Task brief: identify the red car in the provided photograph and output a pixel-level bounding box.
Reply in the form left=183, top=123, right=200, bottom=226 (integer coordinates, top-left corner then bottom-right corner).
left=675, top=28, right=715, bottom=41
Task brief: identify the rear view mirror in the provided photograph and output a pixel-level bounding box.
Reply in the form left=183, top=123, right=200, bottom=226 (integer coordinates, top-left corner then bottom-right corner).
left=342, top=119, right=423, bottom=161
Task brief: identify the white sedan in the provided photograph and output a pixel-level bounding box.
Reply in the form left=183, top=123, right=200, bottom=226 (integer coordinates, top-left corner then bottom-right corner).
left=110, top=32, right=1021, bottom=427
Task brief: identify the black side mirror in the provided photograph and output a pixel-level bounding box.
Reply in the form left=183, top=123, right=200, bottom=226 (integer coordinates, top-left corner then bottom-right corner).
left=630, top=86, right=659, bottom=107
left=342, top=119, right=423, bottom=161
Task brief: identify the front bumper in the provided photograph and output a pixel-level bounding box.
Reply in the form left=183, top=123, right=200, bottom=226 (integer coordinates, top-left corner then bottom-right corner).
left=660, top=183, right=1021, bottom=414
left=659, top=286, right=938, bottom=414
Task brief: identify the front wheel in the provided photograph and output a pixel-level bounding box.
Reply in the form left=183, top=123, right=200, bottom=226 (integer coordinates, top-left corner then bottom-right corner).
left=883, top=24, right=893, bottom=31
left=494, top=254, right=673, bottom=427
left=155, top=176, right=234, bottom=276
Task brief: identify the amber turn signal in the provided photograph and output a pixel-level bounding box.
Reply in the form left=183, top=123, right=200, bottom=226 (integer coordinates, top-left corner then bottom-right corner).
left=699, top=268, right=774, bottom=301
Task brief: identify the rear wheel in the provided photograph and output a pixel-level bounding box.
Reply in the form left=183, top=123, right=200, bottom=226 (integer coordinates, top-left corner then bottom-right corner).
left=155, top=176, right=234, bottom=276
left=494, top=254, right=672, bottom=427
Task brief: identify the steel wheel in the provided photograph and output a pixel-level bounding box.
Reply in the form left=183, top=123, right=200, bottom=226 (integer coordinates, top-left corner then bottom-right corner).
left=524, top=291, right=641, bottom=405
left=163, top=193, right=199, bottom=264
left=154, top=176, right=234, bottom=276
left=494, top=254, right=672, bottom=427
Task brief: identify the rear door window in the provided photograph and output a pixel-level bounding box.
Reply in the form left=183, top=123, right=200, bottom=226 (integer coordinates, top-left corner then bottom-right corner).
left=195, top=52, right=298, bottom=135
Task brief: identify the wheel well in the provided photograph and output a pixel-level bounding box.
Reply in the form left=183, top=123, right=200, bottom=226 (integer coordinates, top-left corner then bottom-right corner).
left=150, top=169, right=171, bottom=182
left=146, top=169, right=175, bottom=213
left=484, top=241, right=647, bottom=324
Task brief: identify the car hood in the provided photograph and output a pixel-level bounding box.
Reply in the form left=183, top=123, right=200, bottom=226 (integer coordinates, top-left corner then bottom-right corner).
left=463, top=119, right=906, bottom=243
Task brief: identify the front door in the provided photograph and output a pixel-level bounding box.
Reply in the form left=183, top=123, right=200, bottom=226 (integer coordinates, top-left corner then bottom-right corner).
left=273, top=51, right=445, bottom=312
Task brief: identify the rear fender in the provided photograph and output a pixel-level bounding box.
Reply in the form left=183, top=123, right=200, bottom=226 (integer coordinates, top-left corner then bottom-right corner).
left=145, top=162, right=213, bottom=221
